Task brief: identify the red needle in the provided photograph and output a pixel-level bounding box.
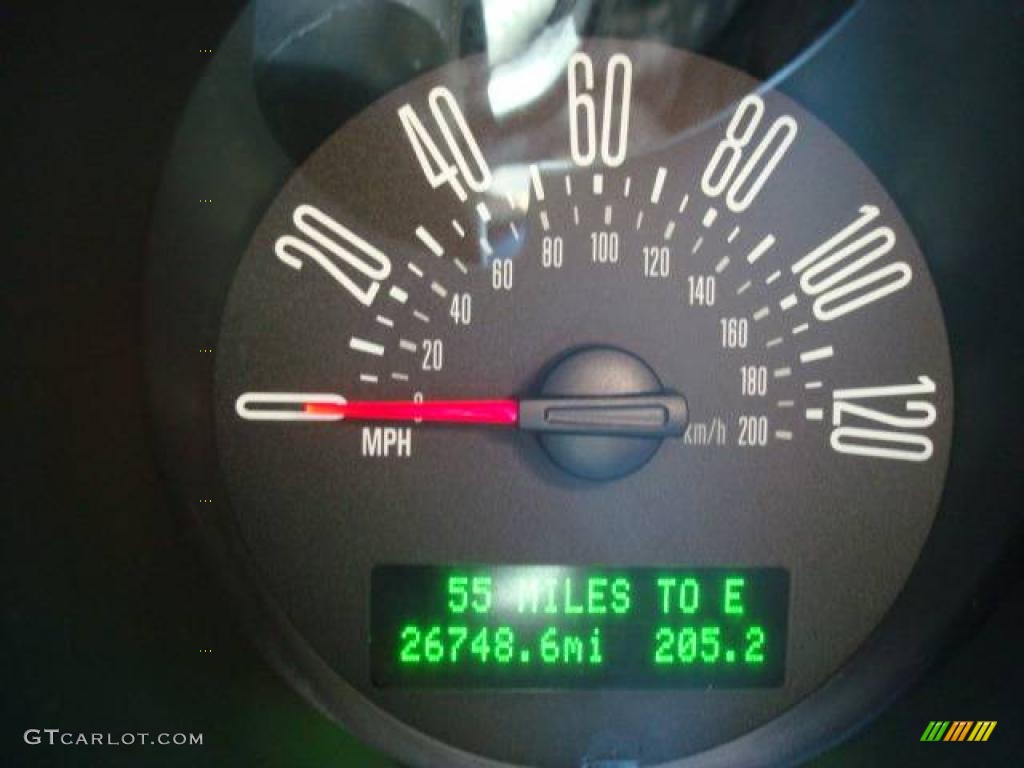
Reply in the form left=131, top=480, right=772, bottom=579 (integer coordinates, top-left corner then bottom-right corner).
left=304, top=398, right=519, bottom=426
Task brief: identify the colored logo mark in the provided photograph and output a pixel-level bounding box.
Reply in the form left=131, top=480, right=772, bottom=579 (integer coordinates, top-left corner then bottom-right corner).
left=920, top=721, right=997, bottom=742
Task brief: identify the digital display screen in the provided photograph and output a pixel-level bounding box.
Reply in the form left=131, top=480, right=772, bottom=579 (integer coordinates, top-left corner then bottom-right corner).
left=371, top=566, right=788, bottom=688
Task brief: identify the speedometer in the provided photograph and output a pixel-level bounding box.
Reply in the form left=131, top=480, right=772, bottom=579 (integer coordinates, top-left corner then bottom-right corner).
left=149, top=22, right=956, bottom=768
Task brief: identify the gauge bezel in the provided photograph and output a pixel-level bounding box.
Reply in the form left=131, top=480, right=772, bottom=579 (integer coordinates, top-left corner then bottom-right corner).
left=146, top=7, right=1016, bottom=767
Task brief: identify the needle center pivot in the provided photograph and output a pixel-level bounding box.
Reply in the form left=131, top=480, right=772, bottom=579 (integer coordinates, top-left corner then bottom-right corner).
left=533, top=346, right=688, bottom=481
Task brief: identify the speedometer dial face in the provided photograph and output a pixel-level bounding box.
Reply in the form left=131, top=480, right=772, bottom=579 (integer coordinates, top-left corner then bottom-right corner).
left=213, top=40, right=951, bottom=765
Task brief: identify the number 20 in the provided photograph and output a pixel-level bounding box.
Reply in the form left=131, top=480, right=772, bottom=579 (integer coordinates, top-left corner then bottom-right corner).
left=276, top=204, right=392, bottom=307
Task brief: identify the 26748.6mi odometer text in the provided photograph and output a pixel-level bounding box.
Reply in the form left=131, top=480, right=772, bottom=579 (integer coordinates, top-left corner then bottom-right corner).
left=205, top=39, right=951, bottom=765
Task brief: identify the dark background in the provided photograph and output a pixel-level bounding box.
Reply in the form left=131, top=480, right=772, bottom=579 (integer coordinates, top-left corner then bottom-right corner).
left=2, top=1, right=1021, bottom=766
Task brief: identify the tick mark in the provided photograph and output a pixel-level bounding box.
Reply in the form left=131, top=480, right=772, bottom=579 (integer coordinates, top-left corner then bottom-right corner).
left=800, top=345, right=834, bottom=364
left=529, top=164, right=545, bottom=202
left=651, top=167, right=667, bottom=204
left=349, top=337, right=385, bottom=357
left=416, top=226, right=444, bottom=257
left=746, top=235, right=775, bottom=264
